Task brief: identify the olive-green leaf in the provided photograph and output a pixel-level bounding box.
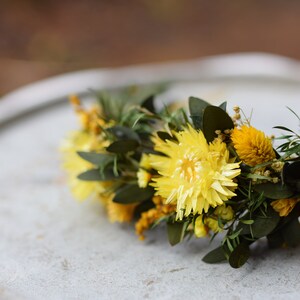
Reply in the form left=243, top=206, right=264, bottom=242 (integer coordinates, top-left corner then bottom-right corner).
left=202, top=246, right=227, bottom=264
left=283, top=162, right=300, bottom=192
left=106, top=139, right=140, bottom=153
left=108, top=126, right=140, bottom=141
left=229, top=243, right=250, bottom=268
left=188, top=97, right=210, bottom=129
left=251, top=206, right=280, bottom=238
left=141, top=95, right=156, bottom=113
left=283, top=217, right=300, bottom=247
left=77, top=168, right=117, bottom=181
left=77, top=152, right=114, bottom=166
left=167, top=221, right=187, bottom=246
left=202, top=106, right=234, bottom=142
left=219, top=101, right=227, bottom=111
left=267, top=231, right=284, bottom=249
left=254, top=182, right=294, bottom=200
left=157, top=131, right=176, bottom=142
left=113, top=185, right=154, bottom=204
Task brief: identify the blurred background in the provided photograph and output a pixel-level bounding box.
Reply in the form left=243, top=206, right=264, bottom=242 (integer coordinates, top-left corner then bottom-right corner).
left=2, top=0, right=300, bottom=95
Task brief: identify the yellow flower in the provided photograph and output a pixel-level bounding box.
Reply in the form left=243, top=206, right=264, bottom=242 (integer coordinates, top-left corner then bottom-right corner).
left=150, top=125, right=241, bottom=220
left=205, top=218, right=222, bottom=233
left=231, top=125, right=275, bottom=166
left=271, top=198, right=299, bottom=217
left=194, top=216, right=209, bottom=238
left=69, top=94, right=107, bottom=134
left=107, top=199, right=137, bottom=223
left=61, top=131, right=109, bottom=201
left=137, top=154, right=152, bottom=188
left=135, top=196, right=176, bottom=240
left=215, top=205, right=234, bottom=221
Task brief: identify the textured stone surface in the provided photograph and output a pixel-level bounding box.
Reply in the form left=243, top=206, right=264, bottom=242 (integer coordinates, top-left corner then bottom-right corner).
left=1, top=57, right=300, bottom=300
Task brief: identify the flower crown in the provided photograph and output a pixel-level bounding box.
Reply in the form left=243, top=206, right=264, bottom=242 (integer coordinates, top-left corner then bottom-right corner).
left=61, top=87, right=300, bottom=268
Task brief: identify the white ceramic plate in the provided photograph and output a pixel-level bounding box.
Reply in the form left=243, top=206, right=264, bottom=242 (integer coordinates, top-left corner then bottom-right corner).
left=1, top=53, right=300, bottom=300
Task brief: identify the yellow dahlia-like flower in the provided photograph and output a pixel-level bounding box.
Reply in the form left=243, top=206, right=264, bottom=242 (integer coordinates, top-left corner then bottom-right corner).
left=150, top=125, right=241, bottom=220
left=271, top=198, right=299, bottom=217
left=231, top=125, right=275, bottom=166
left=137, top=154, right=152, bottom=188
left=61, top=131, right=109, bottom=201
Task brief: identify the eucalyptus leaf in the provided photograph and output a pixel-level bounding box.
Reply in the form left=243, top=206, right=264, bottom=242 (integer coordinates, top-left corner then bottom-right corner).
left=254, top=182, right=294, bottom=200
left=202, top=246, right=227, bottom=264
left=267, top=231, right=284, bottom=249
left=219, top=101, right=227, bottom=111
left=77, top=168, right=117, bottom=181
left=167, top=221, right=188, bottom=246
left=108, top=126, right=140, bottom=141
left=251, top=206, right=280, bottom=238
left=106, top=139, right=140, bottom=153
left=228, top=243, right=250, bottom=268
left=141, top=95, right=156, bottom=113
left=202, top=106, right=234, bottom=142
left=282, top=217, right=300, bottom=247
left=77, top=152, right=114, bottom=167
left=113, top=185, right=154, bottom=204
left=188, top=97, right=210, bottom=129
left=157, top=131, right=176, bottom=142
left=283, top=162, right=300, bottom=192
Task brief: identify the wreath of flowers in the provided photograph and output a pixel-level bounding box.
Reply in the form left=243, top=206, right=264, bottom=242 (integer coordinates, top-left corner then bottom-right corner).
left=61, top=87, right=300, bottom=268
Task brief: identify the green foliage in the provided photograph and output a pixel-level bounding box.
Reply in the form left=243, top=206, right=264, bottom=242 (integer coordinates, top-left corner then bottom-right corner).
left=113, top=185, right=154, bottom=204
left=202, top=246, right=227, bottom=264
left=254, top=182, right=294, bottom=199
left=167, top=219, right=190, bottom=246
left=203, top=106, right=234, bottom=142
left=71, top=88, right=300, bottom=269
left=228, top=243, right=250, bottom=268
left=77, top=168, right=118, bottom=181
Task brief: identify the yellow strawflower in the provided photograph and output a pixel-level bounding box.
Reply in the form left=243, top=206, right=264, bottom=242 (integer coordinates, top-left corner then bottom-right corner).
left=231, top=125, right=275, bottom=166
left=61, top=131, right=109, bottom=201
left=137, top=154, right=152, bottom=188
left=271, top=198, right=299, bottom=217
left=150, top=125, right=241, bottom=220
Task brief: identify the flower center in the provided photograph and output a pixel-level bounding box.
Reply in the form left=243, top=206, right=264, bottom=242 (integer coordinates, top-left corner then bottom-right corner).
left=176, top=154, right=201, bottom=182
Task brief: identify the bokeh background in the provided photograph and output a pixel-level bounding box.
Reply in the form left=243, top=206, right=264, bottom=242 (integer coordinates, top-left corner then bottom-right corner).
left=2, top=0, right=300, bottom=95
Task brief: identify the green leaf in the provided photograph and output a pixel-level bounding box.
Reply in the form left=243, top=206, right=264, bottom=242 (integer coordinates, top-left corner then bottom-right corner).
left=77, top=168, right=117, bottom=181
left=167, top=221, right=188, bottom=246
left=188, top=97, right=210, bottom=130
left=283, top=217, right=300, bottom=247
left=77, top=152, right=114, bottom=167
left=113, top=185, right=154, bottom=204
left=228, top=243, right=250, bottom=268
left=254, top=182, right=294, bottom=200
left=141, top=95, right=156, bottom=113
left=108, top=126, right=140, bottom=141
left=267, top=231, right=284, bottom=249
left=106, top=139, right=140, bottom=153
left=219, top=101, right=227, bottom=111
left=202, top=246, right=227, bottom=264
left=283, top=162, right=300, bottom=192
left=273, top=126, right=295, bottom=133
left=202, top=106, right=234, bottom=142
left=157, top=131, right=176, bottom=142
left=251, top=206, right=280, bottom=238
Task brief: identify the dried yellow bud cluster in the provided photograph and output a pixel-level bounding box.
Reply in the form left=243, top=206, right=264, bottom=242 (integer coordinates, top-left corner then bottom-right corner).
left=135, top=196, right=176, bottom=240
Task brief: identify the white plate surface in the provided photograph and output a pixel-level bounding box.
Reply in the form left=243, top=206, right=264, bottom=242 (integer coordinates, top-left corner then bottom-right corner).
left=1, top=53, right=300, bottom=300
